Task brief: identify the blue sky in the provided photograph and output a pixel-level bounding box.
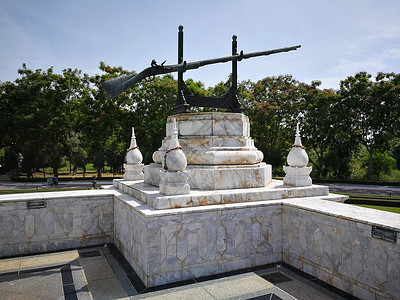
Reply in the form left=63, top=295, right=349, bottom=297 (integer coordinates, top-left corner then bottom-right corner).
left=1, top=0, right=399, bottom=90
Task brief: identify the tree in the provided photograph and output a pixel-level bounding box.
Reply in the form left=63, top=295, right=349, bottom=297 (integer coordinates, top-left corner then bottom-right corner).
left=243, top=75, right=306, bottom=174
left=0, top=65, right=81, bottom=177
left=339, top=72, right=400, bottom=181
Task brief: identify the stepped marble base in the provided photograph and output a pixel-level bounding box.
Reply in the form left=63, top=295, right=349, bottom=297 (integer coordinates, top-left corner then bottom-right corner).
left=124, top=164, right=144, bottom=181
left=113, top=179, right=346, bottom=210
left=145, top=162, right=271, bottom=190
left=283, top=166, right=312, bottom=187
left=159, top=170, right=190, bottom=195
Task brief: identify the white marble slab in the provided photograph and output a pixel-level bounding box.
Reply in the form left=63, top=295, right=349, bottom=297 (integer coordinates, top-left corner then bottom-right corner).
left=114, top=179, right=343, bottom=209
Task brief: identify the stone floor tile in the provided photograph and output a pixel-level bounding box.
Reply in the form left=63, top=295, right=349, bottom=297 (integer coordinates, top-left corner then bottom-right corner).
left=202, top=273, right=275, bottom=299
left=86, top=276, right=128, bottom=300
left=276, top=279, right=338, bottom=300
left=134, top=286, right=216, bottom=300
left=0, top=258, right=20, bottom=273
left=79, top=256, right=116, bottom=281
left=19, top=250, right=79, bottom=269
left=0, top=268, right=64, bottom=299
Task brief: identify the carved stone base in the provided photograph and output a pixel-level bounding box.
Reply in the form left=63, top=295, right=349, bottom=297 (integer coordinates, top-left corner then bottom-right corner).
left=283, top=166, right=312, bottom=187
left=159, top=170, right=190, bottom=195
left=145, top=162, right=271, bottom=190
left=124, top=164, right=144, bottom=181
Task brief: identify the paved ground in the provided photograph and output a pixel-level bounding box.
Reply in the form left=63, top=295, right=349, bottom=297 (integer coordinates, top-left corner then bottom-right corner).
left=320, top=183, right=400, bottom=196
left=0, top=180, right=114, bottom=190
left=0, top=245, right=354, bottom=300
left=0, top=179, right=399, bottom=196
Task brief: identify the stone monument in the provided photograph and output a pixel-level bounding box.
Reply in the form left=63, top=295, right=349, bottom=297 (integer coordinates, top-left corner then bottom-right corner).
left=283, top=122, right=312, bottom=187
left=145, top=112, right=270, bottom=190
left=123, top=127, right=144, bottom=181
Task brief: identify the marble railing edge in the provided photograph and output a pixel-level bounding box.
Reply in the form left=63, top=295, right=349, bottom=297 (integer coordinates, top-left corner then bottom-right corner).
left=113, top=188, right=399, bottom=232
left=281, top=197, right=400, bottom=232
left=0, top=188, right=118, bottom=202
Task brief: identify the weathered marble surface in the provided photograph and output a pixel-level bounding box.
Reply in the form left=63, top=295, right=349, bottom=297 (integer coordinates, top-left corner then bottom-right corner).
left=0, top=190, right=114, bottom=257
left=281, top=199, right=400, bottom=300
left=113, top=194, right=283, bottom=287
left=124, top=163, right=144, bottom=181
left=1, top=186, right=399, bottom=299
left=151, top=112, right=263, bottom=166
left=114, top=179, right=340, bottom=209
left=283, top=166, right=312, bottom=187
left=112, top=190, right=400, bottom=300
left=145, top=162, right=271, bottom=190
left=159, top=170, right=190, bottom=195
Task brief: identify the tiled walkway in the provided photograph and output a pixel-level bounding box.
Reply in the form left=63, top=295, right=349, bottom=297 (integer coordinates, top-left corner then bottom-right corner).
left=0, top=245, right=355, bottom=300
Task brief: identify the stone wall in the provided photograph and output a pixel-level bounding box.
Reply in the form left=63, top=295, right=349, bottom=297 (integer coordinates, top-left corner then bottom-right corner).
left=113, top=193, right=149, bottom=283
left=113, top=195, right=283, bottom=287
left=1, top=188, right=399, bottom=299
left=113, top=194, right=400, bottom=299
left=0, top=191, right=114, bottom=257
left=282, top=201, right=400, bottom=300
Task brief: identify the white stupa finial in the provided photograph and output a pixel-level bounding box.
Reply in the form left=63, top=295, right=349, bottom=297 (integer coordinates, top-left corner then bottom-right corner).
left=172, top=118, right=178, bottom=136
left=294, top=121, right=303, bottom=147
left=168, top=118, right=180, bottom=149
left=129, top=127, right=137, bottom=148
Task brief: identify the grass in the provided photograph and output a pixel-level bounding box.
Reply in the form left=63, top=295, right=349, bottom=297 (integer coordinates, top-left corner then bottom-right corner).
left=333, top=192, right=400, bottom=214
left=353, top=204, right=400, bottom=214
left=337, top=192, right=400, bottom=200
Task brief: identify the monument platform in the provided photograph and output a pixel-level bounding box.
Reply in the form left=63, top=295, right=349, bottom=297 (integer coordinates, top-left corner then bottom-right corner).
left=114, top=179, right=346, bottom=209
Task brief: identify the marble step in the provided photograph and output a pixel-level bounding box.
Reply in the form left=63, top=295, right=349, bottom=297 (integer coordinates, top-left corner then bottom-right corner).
left=113, top=179, right=347, bottom=210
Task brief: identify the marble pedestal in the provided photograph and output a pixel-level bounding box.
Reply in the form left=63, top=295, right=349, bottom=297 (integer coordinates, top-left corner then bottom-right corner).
left=145, top=163, right=270, bottom=190
left=124, top=164, right=144, bottom=181
left=159, top=170, right=190, bottom=195
left=145, top=112, right=272, bottom=190
left=283, top=166, right=312, bottom=187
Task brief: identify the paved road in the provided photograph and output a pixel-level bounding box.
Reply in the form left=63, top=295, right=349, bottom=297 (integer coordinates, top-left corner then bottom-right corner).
left=1, top=179, right=399, bottom=196
left=320, top=183, right=400, bottom=196
left=0, top=180, right=114, bottom=190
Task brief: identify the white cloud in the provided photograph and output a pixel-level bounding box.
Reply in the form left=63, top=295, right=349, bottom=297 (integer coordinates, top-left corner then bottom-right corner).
left=331, top=58, right=385, bottom=75
left=384, top=47, right=400, bottom=60
left=361, top=26, right=400, bottom=42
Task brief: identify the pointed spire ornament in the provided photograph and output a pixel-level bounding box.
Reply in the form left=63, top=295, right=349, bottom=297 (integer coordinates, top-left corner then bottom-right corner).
left=159, top=118, right=190, bottom=195
left=124, top=127, right=144, bottom=181
left=283, top=119, right=312, bottom=186
left=162, top=118, right=187, bottom=172
left=286, top=122, right=309, bottom=167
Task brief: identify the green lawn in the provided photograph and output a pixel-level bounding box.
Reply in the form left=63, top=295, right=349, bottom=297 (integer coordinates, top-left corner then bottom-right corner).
left=353, top=204, right=400, bottom=214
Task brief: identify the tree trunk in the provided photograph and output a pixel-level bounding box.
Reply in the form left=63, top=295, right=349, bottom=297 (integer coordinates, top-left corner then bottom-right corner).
left=83, top=165, right=86, bottom=178
left=43, top=168, right=46, bottom=178
left=367, top=148, right=374, bottom=181
left=315, top=151, right=324, bottom=179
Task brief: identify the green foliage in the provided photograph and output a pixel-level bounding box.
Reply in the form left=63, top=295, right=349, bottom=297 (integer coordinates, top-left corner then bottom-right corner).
left=242, top=75, right=305, bottom=174
left=339, top=72, right=400, bottom=181
left=361, top=151, right=396, bottom=181
left=1, top=62, right=399, bottom=182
